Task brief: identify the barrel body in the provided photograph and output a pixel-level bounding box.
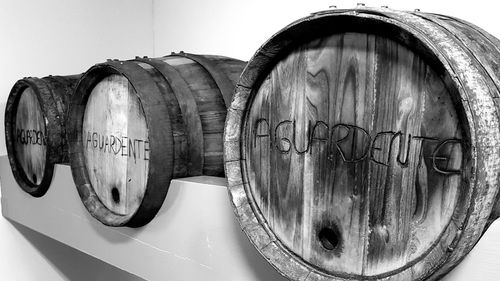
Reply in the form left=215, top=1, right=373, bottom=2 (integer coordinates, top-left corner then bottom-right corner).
left=5, top=75, right=81, bottom=197
left=69, top=53, right=245, bottom=227
left=224, top=8, right=500, bottom=281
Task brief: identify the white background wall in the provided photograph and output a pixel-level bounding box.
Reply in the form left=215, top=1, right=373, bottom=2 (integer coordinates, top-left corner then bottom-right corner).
left=0, top=0, right=153, bottom=280
left=1, top=0, right=500, bottom=280
left=152, top=0, right=500, bottom=62
left=0, top=0, right=155, bottom=156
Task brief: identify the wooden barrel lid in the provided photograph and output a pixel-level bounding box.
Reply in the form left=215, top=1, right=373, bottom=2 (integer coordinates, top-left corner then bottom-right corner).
left=70, top=54, right=245, bottom=227
left=5, top=78, right=62, bottom=197
left=83, top=74, right=150, bottom=216
left=13, top=87, right=47, bottom=185
left=68, top=62, right=173, bottom=227
left=224, top=8, right=500, bottom=281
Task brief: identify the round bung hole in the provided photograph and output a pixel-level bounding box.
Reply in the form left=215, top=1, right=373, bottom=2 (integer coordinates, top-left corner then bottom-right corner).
left=111, top=187, right=120, bottom=204
left=319, top=227, right=340, bottom=251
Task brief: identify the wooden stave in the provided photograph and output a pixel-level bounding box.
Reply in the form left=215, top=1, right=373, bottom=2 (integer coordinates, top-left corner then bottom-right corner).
left=365, top=9, right=500, bottom=280
left=5, top=75, right=80, bottom=197
left=313, top=9, right=500, bottom=279
left=69, top=54, right=245, bottom=227
left=223, top=8, right=500, bottom=281
left=40, top=75, right=80, bottom=163
left=134, top=53, right=246, bottom=177
left=68, top=62, right=174, bottom=227
left=410, top=11, right=500, bottom=228
left=43, top=75, right=81, bottom=115
left=174, top=52, right=236, bottom=109
left=164, top=53, right=246, bottom=176
left=133, top=56, right=205, bottom=177
left=384, top=10, right=500, bottom=279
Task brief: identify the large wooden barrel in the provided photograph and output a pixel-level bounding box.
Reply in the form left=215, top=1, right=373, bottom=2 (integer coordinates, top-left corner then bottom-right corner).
left=224, top=7, right=500, bottom=281
left=68, top=52, right=245, bottom=227
left=5, top=75, right=81, bottom=197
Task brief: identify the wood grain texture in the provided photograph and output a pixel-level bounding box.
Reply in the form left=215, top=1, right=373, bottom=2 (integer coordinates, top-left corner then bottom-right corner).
left=372, top=8, right=500, bottom=281
left=13, top=87, right=47, bottom=185
left=160, top=55, right=238, bottom=176
left=245, top=32, right=463, bottom=276
left=175, top=52, right=237, bottom=108
left=82, top=75, right=149, bottom=216
left=224, top=8, right=500, bottom=281
left=412, top=11, right=500, bottom=227
left=135, top=59, right=202, bottom=177
left=68, top=61, right=173, bottom=227
left=4, top=75, right=81, bottom=197
left=69, top=53, right=245, bottom=227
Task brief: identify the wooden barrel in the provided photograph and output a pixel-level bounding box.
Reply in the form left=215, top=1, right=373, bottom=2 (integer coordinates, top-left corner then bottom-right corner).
left=68, top=52, right=245, bottom=227
left=224, top=7, right=500, bottom=281
left=4, top=75, right=81, bottom=197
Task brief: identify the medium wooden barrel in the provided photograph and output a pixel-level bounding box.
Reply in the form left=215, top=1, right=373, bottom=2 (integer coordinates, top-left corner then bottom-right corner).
left=5, top=75, right=81, bottom=197
left=224, top=7, right=500, bottom=281
left=68, top=52, right=245, bottom=227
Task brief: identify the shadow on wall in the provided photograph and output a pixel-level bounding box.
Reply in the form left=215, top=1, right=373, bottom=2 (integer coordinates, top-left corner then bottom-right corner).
left=10, top=219, right=144, bottom=281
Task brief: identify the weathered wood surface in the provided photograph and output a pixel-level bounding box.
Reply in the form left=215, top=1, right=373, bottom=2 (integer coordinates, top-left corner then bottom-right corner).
left=14, top=87, right=47, bottom=186
left=412, top=11, right=500, bottom=228
left=247, top=31, right=463, bottom=276
left=69, top=53, right=245, bottom=227
left=4, top=75, right=81, bottom=197
left=82, top=75, right=149, bottom=216
left=159, top=55, right=230, bottom=176
left=225, top=8, right=500, bottom=281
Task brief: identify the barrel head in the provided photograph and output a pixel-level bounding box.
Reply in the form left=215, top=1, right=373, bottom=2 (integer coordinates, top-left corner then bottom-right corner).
left=82, top=74, right=149, bottom=216
left=69, top=62, right=174, bottom=227
left=13, top=87, right=48, bottom=186
left=4, top=77, right=62, bottom=197
left=69, top=55, right=244, bottom=227
left=244, top=31, right=465, bottom=276
left=222, top=10, right=500, bottom=281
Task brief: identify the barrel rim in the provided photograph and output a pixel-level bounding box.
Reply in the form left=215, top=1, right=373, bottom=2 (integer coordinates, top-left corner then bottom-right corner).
left=4, top=77, right=59, bottom=197
left=68, top=61, right=174, bottom=227
left=224, top=8, right=500, bottom=281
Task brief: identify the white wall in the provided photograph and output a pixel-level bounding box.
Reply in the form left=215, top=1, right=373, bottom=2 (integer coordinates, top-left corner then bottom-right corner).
left=152, top=0, right=500, bottom=60
left=0, top=220, right=143, bottom=281
left=0, top=0, right=153, bottom=280
left=152, top=0, right=332, bottom=60
left=0, top=0, right=155, bottom=156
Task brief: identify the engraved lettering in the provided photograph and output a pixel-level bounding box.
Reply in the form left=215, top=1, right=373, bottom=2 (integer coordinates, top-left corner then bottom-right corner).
left=432, top=139, right=463, bottom=175
left=144, top=141, right=150, bottom=161
left=252, top=118, right=463, bottom=176
left=121, top=136, right=128, bottom=156
left=84, top=131, right=149, bottom=163
left=15, top=128, right=47, bottom=146
left=275, top=120, right=292, bottom=153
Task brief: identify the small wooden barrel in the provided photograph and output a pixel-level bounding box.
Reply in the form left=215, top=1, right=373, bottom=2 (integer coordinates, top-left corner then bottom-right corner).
left=5, top=75, right=81, bottom=197
left=68, top=52, right=245, bottom=227
left=224, top=7, right=500, bottom=281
